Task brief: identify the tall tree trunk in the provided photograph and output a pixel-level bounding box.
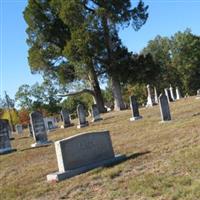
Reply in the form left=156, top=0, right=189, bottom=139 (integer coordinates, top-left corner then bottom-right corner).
left=110, top=76, right=125, bottom=111
left=102, top=16, right=125, bottom=111
left=88, top=65, right=106, bottom=113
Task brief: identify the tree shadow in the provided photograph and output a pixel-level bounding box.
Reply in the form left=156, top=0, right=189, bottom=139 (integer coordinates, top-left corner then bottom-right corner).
left=17, top=136, right=30, bottom=140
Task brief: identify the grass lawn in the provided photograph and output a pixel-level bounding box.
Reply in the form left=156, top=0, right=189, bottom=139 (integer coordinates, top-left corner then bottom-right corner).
left=0, top=97, right=200, bottom=200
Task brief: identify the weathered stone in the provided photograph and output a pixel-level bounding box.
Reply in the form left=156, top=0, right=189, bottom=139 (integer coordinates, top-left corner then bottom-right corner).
left=77, top=104, right=89, bottom=128
left=196, top=89, right=200, bottom=99
left=43, top=117, right=56, bottom=132
left=129, top=96, right=142, bottom=121
left=60, top=109, right=72, bottom=128
left=91, top=104, right=102, bottom=122
left=175, top=87, right=181, bottom=100
left=154, top=87, right=158, bottom=104
left=159, top=93, right=171, bottom=122
left=47, top=130, right=125, bottom=182
left=169, top=85, right=175, bottom=101
left=164, top=88, right=173, bottom=103
left=15, top=124, right=23, bottom=134
left=146, top=84, right=155, bottom=107
left=29, top=111, right=52, bottom=147
left=28, top=124, right=33, bottom=137
left=0, top=119, right=15, bottom=154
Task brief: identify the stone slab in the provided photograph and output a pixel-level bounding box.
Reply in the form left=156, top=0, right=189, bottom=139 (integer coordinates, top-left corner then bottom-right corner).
left=47, top=154, right=125, bottom=182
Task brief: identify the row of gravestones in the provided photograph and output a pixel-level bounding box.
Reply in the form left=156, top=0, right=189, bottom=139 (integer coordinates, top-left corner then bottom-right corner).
left=146, top=84, right=182, bottom=107
left=61, top=104, right=102, bottom=129
left=130, top=93, right=171, bottom=122
left=1, top=88, right=199, bottom=182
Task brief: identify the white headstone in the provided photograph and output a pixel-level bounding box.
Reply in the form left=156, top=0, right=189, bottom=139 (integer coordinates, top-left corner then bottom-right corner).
left=175, top=87, right=181, bottom=100
left=169, top=85, right=175, bottom=101
left=15, top=124, right=23, bottom=134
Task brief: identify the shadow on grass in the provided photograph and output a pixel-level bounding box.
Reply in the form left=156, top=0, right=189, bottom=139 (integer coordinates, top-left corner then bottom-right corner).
left=20, top=144, right=52, bottom=152
left=0, top=149, right=17, bottom=155
left=17, top=136, right=30, bottom=140
left=104, top=151, right=151, bottom=168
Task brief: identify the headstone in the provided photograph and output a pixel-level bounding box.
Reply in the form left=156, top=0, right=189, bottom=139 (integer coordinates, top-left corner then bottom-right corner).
left=175, top=87, right=181, bottom=100
left=47, top=130, right=126, bottom=182
left=15, top=124, right=23, bottom=134
left=169, top=85, right=175, bottom=101
left=158, top=93, right=171, bottom=122
left=154, top=87, right=158, bottom=104
left=43, top=117, right=56, bottom=132
left=91, top=104, right=102, bottom=122
left=28, top=124, right=33, bottom=137
left=60, top=109, right=72, bottom=128
left=146, top=84, right=155, bottom=107
left=0, top=119, right=15, bottom=154
left=129, top=96, right=142, bottom=121
left=196, top=89, right=200, bottom=99
left=77, top=104, right=89, bottom=128
left=29, top=111, right=52, bottom=147
left=164, top=88, right=173, bottom=103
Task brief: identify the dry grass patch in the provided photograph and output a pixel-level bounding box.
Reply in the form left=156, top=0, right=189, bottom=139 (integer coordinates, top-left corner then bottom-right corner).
left=0, top=97, right=200, bottom=200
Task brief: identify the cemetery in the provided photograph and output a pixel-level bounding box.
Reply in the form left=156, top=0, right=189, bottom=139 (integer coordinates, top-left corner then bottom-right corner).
left=0, top=1, right=200, bottom=200
left=0, top=96, right=200, bottom=200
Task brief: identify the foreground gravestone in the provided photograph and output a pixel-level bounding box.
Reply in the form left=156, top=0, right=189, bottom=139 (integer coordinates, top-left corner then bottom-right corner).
left=159, top=93, right=171, bottom=122
left=15, top=124, right=23, bottom=134
left=129, top=96, right=142, bottom=121
left=77, top=104, right=89, bottom=128
left=30, top=111, right=52, bottom=147
left=176, top=87, right=181, bottom=100
left=60, top=109, right=72, bottom=128
left=91, top=104, right=102, bottom=122
left=146, top=84, right=155, bottom=107
left=47, top=130, right=125, bottom=182
left=0, top=119, right=15, bottom=154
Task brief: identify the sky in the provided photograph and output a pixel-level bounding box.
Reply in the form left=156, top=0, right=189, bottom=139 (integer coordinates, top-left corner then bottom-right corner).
left=0, top=0, right=200, bottom=99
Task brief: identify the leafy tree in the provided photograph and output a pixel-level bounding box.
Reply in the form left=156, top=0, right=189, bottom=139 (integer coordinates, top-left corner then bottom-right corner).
left=18, top=109, right=30, bottom=127
left=24, top=0, right=149, bottom=112
left=171, top=30, right=200, bottom=94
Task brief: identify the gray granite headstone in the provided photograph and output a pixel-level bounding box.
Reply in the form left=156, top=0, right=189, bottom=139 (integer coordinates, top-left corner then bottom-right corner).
left=91, top=104, right=102, bottom=122
left=0, top=119, right=15, bottom=154
left=129, top=96, right=142, bottom=121
left=61, top=109, right=72, bottom=128
left=77, top=104, right=88, bottom=128
left=47, top=130, right=126, bottom=182
left=30, top=111, right=51, bottom=147
left=15, top=124, right=23, bottom=134
left=159, top=93, right=171, bottom=122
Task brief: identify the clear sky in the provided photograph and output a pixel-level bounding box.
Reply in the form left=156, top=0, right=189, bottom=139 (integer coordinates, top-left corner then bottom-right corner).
left=0, top=0, right=200, bottom=99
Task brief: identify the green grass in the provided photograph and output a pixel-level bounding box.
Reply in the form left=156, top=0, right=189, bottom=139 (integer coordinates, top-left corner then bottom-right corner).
left=0, top=97, right=200, bottom=200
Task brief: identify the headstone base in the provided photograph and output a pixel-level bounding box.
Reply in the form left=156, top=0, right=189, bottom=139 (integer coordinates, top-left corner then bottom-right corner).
left=31, top=141, right=52, bottom=148
left=47, top=154, right=126, bottom=182
left=0, top=148, right=16, bottom=155
left=77, top=122, right=89, bottom=129
left=130, top=116, right=143, bottom=121
left=91, top=118, right=103, bottom=122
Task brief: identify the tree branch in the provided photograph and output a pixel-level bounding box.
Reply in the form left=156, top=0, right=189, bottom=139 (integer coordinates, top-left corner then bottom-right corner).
left=58, top=89, right=95, bottom=97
